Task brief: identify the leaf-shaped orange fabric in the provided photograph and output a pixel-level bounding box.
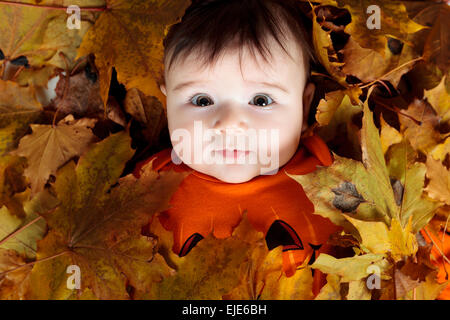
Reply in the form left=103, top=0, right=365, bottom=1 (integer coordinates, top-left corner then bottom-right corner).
left=134, top=134, right=342, bottom=277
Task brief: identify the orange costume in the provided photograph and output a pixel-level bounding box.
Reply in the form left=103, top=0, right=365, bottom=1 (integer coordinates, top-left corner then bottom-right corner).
left=133, top=134, right=341, bottom=296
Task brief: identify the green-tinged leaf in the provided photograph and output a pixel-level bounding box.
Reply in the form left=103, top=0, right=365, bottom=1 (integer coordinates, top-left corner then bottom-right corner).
left=387, top=141, right=442, bottom=232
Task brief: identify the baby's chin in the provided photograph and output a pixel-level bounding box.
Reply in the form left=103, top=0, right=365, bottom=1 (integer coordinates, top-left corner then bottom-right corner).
left=188, top=162, right=263, bottom=184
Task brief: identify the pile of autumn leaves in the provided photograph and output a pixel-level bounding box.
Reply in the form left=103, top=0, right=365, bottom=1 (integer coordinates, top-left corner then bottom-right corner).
left=0, top=0, right=449, bottom=299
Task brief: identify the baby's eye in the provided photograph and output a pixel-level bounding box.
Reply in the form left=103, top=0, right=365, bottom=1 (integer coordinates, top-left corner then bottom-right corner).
left=250, top=94, right=273, bottom=107
left=190, top=94, right=213, bottom=107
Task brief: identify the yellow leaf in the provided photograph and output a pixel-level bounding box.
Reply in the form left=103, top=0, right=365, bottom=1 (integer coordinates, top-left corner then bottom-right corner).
left=315, top=273, right=341, bottom=300
left=334, top=0, right=426, bottom=56
left=347, top=279, right=371, bottom=300
left=316, top=87, right=362, bottom=127
left=343, top=214, right=390, bottom=254
left=430, top=136, right=450, bottom=162
left=424, top=74, right=450, bottom=124
left=76, top=0, right=191, bottom=108
left=411, top=271, right=448, bottom=300
left=388, top=218, right=418, bottom=262
left=11, top=115, right=97, bottom=195
left=399, top=99, right=441, bottom=154
left=310, top=253, right=390, bottom=282
left=0, top=3, right=94, bottom=69
left=341, top=37, right=419, bottom=88
left=147, top=213, right=264, bottom=300
left=380, top=113, right=402, bottom=154
left=386, top=141, right=441, bottom=233
left=424, top=155, right=450, bottom=205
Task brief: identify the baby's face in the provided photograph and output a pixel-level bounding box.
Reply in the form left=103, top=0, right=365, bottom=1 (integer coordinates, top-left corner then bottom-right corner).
left=160, top=36, right=315, bottom=183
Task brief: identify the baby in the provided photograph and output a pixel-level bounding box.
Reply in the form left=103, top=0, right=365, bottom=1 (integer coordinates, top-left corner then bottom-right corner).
left=133, top=0, right=341, bottom=294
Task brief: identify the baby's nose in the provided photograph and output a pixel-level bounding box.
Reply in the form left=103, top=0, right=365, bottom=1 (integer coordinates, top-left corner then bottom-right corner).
left=212, top=103, right=248, bottom=134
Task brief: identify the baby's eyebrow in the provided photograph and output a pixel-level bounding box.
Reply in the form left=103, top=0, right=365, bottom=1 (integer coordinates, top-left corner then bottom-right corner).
left=173, top=80, right=208, bottom=92
left=173, top=80, right=290, bottom=94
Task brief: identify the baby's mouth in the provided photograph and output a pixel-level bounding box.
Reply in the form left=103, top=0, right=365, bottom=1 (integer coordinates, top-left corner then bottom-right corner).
left=215, top=149, right=250, bottom=159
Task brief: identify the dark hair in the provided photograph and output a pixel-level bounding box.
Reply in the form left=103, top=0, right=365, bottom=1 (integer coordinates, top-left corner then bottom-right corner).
left=161, top=0, right=316, bottom=83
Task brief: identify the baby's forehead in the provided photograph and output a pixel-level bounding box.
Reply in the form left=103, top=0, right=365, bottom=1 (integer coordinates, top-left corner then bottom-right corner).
left=166, top=37, right=307, bottom=82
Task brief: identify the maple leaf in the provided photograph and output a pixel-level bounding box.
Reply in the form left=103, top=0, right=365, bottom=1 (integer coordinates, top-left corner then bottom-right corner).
left=25, top=131, right=187, bottom=299
left=289, top=83, right=446, bottom=299
left=76, top=0, right=192, bottom=109
left=290, top=89, right=395, bottom=227
left=291, top=87, right=441, bottom=233
left=11, top=114, right=98, bottom=196
left=224, top=232, right=314, bottom=300
left=0, top=1, right=99, bottom=70
left=331, top=0, right=426, bottom=56
left=144, top=209, right=317, bottom=300
left=340, top=36, right=420, bottom=88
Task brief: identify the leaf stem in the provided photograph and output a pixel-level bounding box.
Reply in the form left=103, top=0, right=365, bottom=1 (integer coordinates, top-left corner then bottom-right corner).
left=359, top=57, right=424, bottom=89
left=0, top=0, right=108, bottom=11
left=0, top=215, right=43, bottom=247
left=374, top=100, right=422, bottom=125
left=0, top=250, right=70, bottom=277
left=10, top=65, right=24, bottom=82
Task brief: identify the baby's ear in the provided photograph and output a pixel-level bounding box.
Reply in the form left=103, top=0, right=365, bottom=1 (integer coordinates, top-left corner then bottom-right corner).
left=301, top=82, right=315, bottom=132
left=160, top=83, right=167, bottom=96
